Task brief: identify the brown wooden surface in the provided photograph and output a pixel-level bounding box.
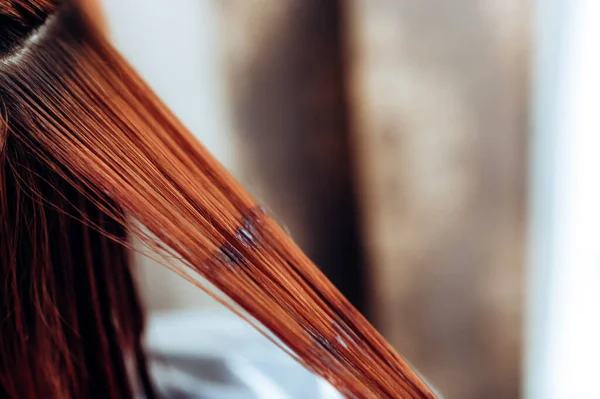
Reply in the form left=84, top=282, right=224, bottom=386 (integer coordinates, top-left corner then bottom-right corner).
left=343, top=1, right=529, bottom=398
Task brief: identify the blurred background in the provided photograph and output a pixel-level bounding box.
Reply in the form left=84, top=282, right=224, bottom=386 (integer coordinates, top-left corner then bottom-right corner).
left=100, top=1, right=600, bottom=398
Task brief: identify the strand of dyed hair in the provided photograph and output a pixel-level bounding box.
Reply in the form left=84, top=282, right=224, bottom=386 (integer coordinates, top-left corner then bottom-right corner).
left=0, top=1, right=436, bottom=397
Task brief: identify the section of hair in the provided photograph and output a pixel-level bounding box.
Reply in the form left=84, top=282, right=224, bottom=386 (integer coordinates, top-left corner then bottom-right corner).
left=0, top=1, right=435, bottom=398
left=0, top=125, right=155, bottom=398
left=1, top=2, right=155, bottom=396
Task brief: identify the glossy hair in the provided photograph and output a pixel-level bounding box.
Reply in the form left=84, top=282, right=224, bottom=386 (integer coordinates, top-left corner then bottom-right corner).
left=0, top=1, right=435, bottom=398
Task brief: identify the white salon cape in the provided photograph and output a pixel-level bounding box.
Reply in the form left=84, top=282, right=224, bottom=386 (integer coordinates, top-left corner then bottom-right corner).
left=144, top=309, right=344, bottom=399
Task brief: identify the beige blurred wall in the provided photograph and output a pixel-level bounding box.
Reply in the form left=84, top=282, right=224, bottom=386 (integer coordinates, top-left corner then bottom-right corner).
left=344, top=1, right=530, bottom=397
left=218, top=1, right=530, bottom=397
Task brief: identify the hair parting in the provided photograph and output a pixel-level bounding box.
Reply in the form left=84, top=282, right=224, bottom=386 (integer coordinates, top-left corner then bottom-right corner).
left=0, top=0, right=436, bottom=398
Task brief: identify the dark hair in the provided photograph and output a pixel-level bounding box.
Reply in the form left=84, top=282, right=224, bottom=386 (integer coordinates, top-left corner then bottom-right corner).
left=1, top=1, right=155, bottom=398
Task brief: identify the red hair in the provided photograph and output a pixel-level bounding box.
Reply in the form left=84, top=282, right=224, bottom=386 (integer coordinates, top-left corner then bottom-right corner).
left=0, top=1, right=435, bottom=397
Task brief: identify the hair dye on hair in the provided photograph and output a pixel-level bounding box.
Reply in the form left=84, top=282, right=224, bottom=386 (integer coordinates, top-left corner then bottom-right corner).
left=0, top=1, right=436, bottom=398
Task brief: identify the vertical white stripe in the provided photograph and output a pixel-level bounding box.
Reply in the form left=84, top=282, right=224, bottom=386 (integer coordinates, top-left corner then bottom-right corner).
left=528, top=0, right=600, bottom=397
